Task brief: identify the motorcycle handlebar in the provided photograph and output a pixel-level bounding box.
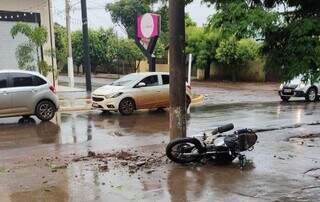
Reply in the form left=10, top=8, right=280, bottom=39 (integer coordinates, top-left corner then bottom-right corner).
left=217, top=123, right=234, bottom=133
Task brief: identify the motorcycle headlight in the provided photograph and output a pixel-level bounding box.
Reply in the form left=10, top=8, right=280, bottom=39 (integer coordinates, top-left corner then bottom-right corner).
left=105, top=92, right=123, bottom=99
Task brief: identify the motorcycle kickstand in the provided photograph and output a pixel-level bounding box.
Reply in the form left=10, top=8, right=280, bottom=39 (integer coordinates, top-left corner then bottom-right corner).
left=239, top=154, right=246, bottom=169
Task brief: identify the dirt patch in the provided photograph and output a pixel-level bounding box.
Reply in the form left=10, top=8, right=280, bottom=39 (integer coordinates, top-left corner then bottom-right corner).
left=287, top=133, right=320, bottom=147
left=254, top=121, right=320, bottom=133
left=72, top=150, right=167, bottom=174
left=254, top=124, right=303, bottom=133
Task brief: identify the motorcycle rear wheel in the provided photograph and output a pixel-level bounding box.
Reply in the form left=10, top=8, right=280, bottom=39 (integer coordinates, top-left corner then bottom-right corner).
left=166, top=138, right=204, bottom=164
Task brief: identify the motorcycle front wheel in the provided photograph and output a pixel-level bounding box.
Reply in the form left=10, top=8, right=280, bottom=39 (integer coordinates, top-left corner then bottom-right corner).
left=166, top=138, right=205, bottom=164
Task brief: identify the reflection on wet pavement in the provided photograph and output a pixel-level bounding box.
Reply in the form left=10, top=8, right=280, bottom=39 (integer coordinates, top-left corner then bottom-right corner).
left=0, top=101, right=319, bottom=151
left=1, top=101, right=320, bottom=201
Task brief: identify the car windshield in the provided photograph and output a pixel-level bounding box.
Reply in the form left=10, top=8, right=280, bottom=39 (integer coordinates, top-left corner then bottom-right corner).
left=110, top=74, right=142, bottom=86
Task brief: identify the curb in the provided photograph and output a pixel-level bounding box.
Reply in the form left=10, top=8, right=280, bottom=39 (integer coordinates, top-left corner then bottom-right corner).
left=192, top=95, right=205, bottom=104
left=60, top=106, right=92, bottom=112
left=59, top=95, right=205, bottom=112
left=59, top=97, right=91, bottom=101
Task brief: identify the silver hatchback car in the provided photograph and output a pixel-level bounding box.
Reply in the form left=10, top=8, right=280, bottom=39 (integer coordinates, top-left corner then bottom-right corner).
left=0, top=70, right=59, bottom=121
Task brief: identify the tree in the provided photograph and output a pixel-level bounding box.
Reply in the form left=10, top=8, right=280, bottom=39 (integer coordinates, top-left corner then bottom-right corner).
left=106, top=0, right=154, bottom=39
left=54, top=23, right=68, bottom=70
left=71, top=28, right=145, bottom=74
left=72, top=28, right=118, bottom=73
left=205, top=0, right=278, bottom=39
left=11, top=22, right=50, bottom=76
left=216, top=36, right=260, bottom=81
left=186, top=16, right=221, bottom=79
left=113, top=38, right=144, bottom=72
left=262, top=0, right=320, bottom=82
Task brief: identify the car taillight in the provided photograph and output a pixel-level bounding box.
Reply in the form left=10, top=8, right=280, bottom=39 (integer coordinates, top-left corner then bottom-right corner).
left=49, top=85, right=56, bottom=94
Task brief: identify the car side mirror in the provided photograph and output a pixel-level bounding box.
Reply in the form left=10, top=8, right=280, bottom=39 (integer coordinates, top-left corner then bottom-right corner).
left=137, top=82, right=146, bottom=88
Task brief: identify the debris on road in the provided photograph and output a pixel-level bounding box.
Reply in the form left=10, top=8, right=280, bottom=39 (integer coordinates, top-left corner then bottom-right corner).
left=71, top=149, right=167, bottom=175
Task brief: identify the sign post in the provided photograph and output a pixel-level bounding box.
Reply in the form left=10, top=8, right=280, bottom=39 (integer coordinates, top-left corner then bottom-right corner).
left=135, top=13, right=161, bottom=72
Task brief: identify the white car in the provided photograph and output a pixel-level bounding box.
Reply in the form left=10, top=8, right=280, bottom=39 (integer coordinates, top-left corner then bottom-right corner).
left=278, top=76, right=320, bottom=102
left=92, top=72, right=192, bottom=115
left=0, top=70, right=59, bottom=121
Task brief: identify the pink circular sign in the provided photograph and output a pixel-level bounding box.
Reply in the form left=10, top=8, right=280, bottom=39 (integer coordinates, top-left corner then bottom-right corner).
left=137, top=13, right=160, bottom=39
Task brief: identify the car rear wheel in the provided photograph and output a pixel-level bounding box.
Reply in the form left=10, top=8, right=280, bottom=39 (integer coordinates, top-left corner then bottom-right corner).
left=306, top=87, right=318, bottom=102
left=35, top=100, right=56, bottom=121
left=281, top=96, right=290, bottom=102
left=119, top=98, right=135, bottom=115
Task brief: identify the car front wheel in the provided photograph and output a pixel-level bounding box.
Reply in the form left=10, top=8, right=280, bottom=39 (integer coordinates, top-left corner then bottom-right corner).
left=119, top=98, right=135, bottom=115
left=35, top=100, right=56, bottom=121
left=306, top=87, right=318, bottom=102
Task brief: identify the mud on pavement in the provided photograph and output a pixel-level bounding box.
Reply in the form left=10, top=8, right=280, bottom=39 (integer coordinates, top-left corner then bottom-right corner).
left=72, top=148, right=168, bottom=175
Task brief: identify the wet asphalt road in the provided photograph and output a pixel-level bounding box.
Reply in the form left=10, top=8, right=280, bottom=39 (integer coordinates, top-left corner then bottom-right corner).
left=0, top=101, right=320, bottom=201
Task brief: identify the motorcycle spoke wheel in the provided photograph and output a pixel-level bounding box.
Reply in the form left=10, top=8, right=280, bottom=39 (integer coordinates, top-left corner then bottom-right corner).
left=170, top=143, right=200, bottom=163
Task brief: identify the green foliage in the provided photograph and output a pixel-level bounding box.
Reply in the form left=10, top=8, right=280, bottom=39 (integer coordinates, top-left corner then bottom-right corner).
left=186, top=26, right=221, bottom=69
left=72, top=28, right=116, bottom=70
left=216, top=37, right=260, bottom=65
left=262, top=0, right=320, bottom=82
left=71, top=28, right=145, bottom=73
left=114, top=38, right=145, bottom=71
left=54, top=23, right=68, bottom=70
left=37, top=60, right=51, bottom=76
left=11, top=22, right=49, bottom=75
left=185, top=14, right=197, bottom=28
left=106, top=0, right=151, bottom=39
left=205, top=0, right=320, bottom=82
left=15, top=43, right=36, bottom=71
left=216, top=37, right=239, bottom=65
left=216, top=36, right=260, bottom=80
left=11, top=22, right=48, bottom=47
left=206, top=0, right=278, bottom=39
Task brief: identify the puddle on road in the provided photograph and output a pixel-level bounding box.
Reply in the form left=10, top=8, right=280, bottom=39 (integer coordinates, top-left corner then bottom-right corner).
left=1, top=101, right=320, bottom=151
left=0, top=111, right=170, bottom=150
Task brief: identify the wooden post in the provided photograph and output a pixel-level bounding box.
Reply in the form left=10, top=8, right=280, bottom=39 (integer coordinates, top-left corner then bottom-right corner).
left=169, top=0, right=187, bottom=140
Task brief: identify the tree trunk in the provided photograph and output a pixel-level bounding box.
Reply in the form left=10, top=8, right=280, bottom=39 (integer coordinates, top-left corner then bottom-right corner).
left=232, top=68, right=237, bottom=82
left=204, top=61, right=210, bottom=80
left=135, top=60, right=141, bottom=72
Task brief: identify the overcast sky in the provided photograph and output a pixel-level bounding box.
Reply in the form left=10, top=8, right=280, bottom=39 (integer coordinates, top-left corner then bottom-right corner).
left=52, top=0, right=214, bottom=36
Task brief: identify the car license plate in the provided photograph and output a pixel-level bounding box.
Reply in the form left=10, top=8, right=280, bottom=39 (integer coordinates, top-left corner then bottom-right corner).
left=92, top=103, right=99, bottom=108
left=284, top=89, right=292, bottom=93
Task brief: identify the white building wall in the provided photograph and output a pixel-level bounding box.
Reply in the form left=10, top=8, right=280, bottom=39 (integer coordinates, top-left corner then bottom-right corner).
left=0, top=0, right=57, bottom=84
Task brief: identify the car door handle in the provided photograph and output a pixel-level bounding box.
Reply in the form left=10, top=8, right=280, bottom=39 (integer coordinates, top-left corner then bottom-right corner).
left=2, top=91, right=8, bottom=95
left=32, top=89, right=38, bottom=93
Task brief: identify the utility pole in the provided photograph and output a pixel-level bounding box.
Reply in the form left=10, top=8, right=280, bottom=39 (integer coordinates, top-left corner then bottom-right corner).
left=65, top=0, right=74, bottom=87
left=81, top=0, right=92, bottom=92
left=169, top=0, right=187, bottom=140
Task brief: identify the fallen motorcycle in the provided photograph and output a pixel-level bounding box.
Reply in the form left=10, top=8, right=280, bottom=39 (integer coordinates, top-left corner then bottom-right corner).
left=166, top=123, right=257, bottom=168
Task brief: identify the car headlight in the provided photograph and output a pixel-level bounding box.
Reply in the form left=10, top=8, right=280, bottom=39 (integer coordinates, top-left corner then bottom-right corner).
left=105, top=92, right=123, bottom=99
left=279, top=84, right=283, bottom=90
left=298, top=83, right=306, bottom=89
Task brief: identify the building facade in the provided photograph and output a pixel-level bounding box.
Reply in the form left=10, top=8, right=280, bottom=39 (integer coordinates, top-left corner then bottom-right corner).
left=0, top=0, right=57, bottom=83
